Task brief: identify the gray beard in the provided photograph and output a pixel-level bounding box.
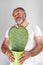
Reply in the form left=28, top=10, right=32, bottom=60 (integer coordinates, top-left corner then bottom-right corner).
left=16, top=16, right=25, bottom=25
left=16, top=19, right=24, bottom=25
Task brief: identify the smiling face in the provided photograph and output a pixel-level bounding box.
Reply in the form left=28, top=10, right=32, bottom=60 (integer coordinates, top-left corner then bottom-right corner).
left=12, top=8, right=26, bottom=24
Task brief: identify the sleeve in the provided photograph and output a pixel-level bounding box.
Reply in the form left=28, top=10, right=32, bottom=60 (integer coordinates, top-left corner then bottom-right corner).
left=5, top=28, right=9, bottom=38
left=34, top=25, right=42, bottom=37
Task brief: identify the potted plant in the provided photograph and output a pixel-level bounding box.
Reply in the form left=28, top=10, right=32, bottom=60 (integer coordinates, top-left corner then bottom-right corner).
left=8, top=26, right=28, bottom=65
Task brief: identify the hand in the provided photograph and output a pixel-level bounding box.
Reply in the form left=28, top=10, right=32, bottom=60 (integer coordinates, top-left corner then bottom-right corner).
left=6, top=50, right=14, bottom=62
left=19, top=51, right=31, bottom=64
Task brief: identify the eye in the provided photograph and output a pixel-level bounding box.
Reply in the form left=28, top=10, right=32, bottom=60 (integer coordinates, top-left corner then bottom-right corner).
left=14, top=12, right=19, bottom=17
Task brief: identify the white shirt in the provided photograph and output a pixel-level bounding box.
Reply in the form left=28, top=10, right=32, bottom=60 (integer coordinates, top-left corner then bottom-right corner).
left=5, top=24, right=42, bottom=51
left=5, top=24, right=42, bottom=65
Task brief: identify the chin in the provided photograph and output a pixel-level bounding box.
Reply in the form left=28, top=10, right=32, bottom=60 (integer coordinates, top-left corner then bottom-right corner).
left=17, top=20, right=23, bottom=24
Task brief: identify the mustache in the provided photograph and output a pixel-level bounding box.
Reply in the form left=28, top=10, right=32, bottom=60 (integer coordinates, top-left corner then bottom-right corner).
left=16, top=17, right=22, bottom=20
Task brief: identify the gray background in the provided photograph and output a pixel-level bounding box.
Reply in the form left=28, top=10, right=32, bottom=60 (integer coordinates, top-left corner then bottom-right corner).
left=0, top=0, right=43, bottom=65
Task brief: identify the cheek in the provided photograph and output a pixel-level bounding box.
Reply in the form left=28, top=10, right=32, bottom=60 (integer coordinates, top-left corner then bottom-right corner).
left=18, top=13, right=23, bottom=17
left=19, top=13, right=23, bottom=17
left=13, top=17, right=17, bottom=21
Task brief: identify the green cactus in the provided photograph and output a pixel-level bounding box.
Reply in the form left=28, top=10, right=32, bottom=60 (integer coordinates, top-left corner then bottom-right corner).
left=8, top=26, right=28, bottom=65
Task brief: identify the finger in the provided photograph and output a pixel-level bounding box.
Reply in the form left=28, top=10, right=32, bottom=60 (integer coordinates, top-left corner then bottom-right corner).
left=9, top=53, right=13, bottom=57
left=19, top=57, right=25, bottom=64
left=9, top=53, right=14, bottom=59
left=19, top=55, right=24, bottom=60
left=21, top=54, right=25, bottom=57
left=11, top=56, right=14, bottom=61
left=20, top=51, right=24, bottom=56
left=9, top=56, right=14, bottom=62
left=9, top=57, right=14, bottom=62
left=9, top=55, right=14, bottom=60
left=11, top=55, right=14, bottom=58
left=19, top=53, right=25, bottom=60
left=10, top=59, right=13, bottom=62
left=19, top=57, right=25, bottom=62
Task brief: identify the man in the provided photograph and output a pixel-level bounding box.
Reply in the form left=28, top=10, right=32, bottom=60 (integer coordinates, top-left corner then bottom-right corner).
left=1, top=7, right=42, bottom=65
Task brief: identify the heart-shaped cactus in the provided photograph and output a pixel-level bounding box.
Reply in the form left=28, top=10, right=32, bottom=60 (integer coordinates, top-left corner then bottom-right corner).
left=8, top=26, right=28, bottom=65
left=8, top=26, right=28, bottom=51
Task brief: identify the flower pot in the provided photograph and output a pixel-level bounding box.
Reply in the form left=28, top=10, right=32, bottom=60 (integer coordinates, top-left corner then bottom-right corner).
left=12, top=51, right=24, bottom=65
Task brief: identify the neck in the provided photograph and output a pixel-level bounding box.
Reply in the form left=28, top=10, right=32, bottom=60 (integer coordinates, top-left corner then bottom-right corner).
left=18, top=19, right=29, bottom=27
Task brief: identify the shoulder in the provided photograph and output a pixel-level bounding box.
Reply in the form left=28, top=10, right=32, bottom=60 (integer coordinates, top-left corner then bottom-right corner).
left=5, top=24, right=17, bottom=38
left=5, top=28, right=10, bottom=38
left=34, top=25, right=42, bottom=36
left=26, top=23, right=42, bottom=36
left=26, top=23, right=35, bottom=31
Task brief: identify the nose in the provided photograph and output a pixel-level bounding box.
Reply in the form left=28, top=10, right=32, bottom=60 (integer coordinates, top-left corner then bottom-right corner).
left=15, top=13, right=20, bottom=18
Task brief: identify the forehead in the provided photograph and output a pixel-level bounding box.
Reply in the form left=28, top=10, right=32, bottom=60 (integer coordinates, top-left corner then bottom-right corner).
left=14, top=9, right=24, bottom=13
